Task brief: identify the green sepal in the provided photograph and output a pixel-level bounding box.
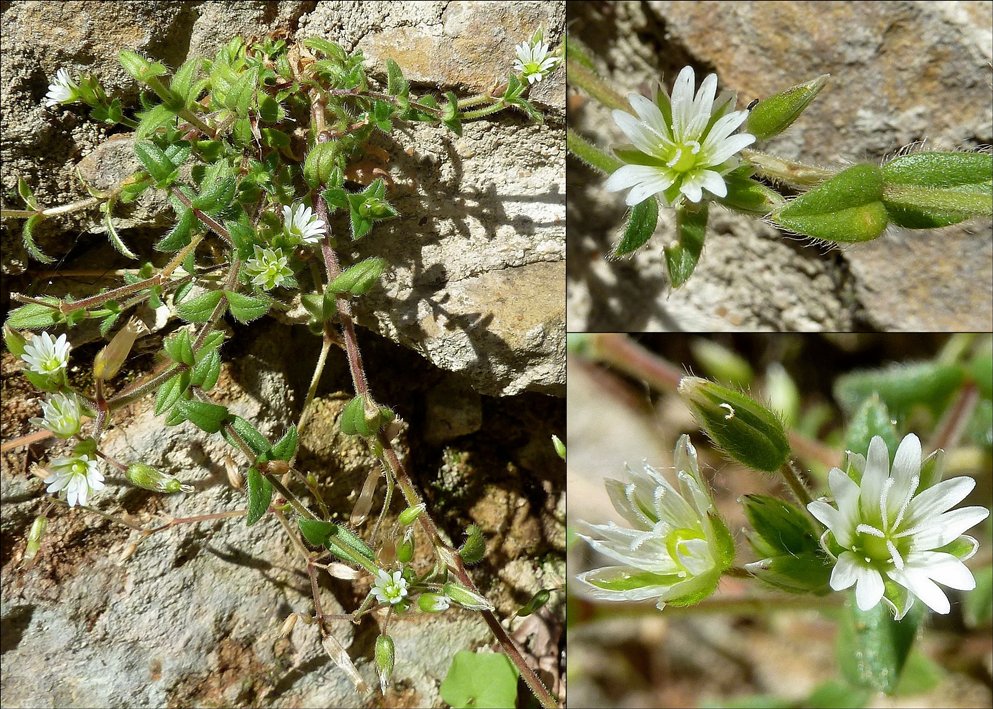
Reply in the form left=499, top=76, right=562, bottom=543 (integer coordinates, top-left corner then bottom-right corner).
left=611, top=197, right=658, bottom=257
left=154, top=370, right=189, bottom=415
left=5, top=300, right=63, bottom=330
left=345, top=179, right=395, bottom=241
left=677, top=376, right=790, bottom=473
left=245, top=467, right=273, bottom=526
left=224, top=291, right=270, bottom=323
left=303, top=141, right=340, bottom=189
left=174, top=398, right=228, bottom=433
left=224, top=415, right=271, bottom=457
left=339, top=394, right=393, bottom=437
left=716, top=170, right=786, bottom=214
left=665, top=201, right=708, bottom=288
left=742, top=494, right=820, bottom=557
left=747, top=552, right=833, bottom=595
left=176, top=289, right=224, bottom=323
left=773, top=164, right=889, bottom=242
left=327, top=258, right=387, bottom=296
left=881, top=151, right=993, bottom=228
left=190, top=348, right=221, bottom=390
left=3, top=325, right=27, bottom=356
left=746, top=74, right=829, bottom=141
left=163, top=329, right=195, bottom=366
left=458, top=524, right=486, bottom=564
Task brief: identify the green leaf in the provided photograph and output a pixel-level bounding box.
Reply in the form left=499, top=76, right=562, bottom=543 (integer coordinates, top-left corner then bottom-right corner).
left=843, top=395, right=899, bottom=476
left=385, top=58, right=409, bottom=97
left=134, top=103, right=178, bottom=142
left=327, top=258, right=387, bottom=296
left=245, top=467, right=273, bottom=526
left=17, top=177, right=38, bottom=210
left=163, top=329, right=195, bottom=366
left=963, top=564, right=993, bottom=628
left=665, top=201, right=708, bottom=288
left=22, top=214, right=54, bottom=264
left=5, top=301, right=62, bottom=329
left=119, top=50, right=168, bottom=82
left=804, top=680, right=870, bottom=709
left=440, top=651, right=520, bottom=709
left=258, top=94, right=280, bottom=123
left=834, top=361, right=964, bottom=419
left=611, top=197, right=658, bottom=257
left=303, top=37, right=347, bottom=62
left=224, top=291, right=270, bottom=323
left=689, top=338, right=754, bottom=386
left=773, top=164, right=889, bottom=242
left=192, top=160, right=237, bottom=213
left=296, top=518, right=377, bottom=570
left=189, top=348, right=221, bottom=390
left=270, top=426, right=298, bottom=461
left=176, top=289, right=224, bottom=323
left=298, top=517, right=335, bottom=546
left=881, top=151, right=993, bottom=228
left=134, top=140, right=178, bottom=186
left=169, top=57, right=204, bottom=108
left=223, top=66, right=257, bottom=117
left=837, top=597, right=925, bottom=694
left=154, top=370, right=189, bottom=415
left=746, top=74, right=829, bottom=140
left=101, top=200, right=137, bottom=259
left=156, top=207, right=196, bottom=251
left=175, top=398, right=228, bottom=433
left=224, top=415, right=270, bottom=457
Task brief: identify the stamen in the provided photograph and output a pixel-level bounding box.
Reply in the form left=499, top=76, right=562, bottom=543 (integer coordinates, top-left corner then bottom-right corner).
left=886, top=539, right=904, bottom=570
left=890, top=475, right=918, bottom=531
left=879, top=477, right=895, bottom=530
left=856, top=523, right=885, bottom=538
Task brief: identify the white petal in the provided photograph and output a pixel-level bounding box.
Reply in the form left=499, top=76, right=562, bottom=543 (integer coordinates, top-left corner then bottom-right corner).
left=678, top=174, right=704, bottom=203
left=859, top=436, right=890, bottom=519
left=694, top=169, right=726, bottom=198
left=684, top=73, right=718, bottom=139
left=829, top=551, right=862, bottom=591
left=669, top=66, right=696, bottom=139
left=701, top=131, right=755, bottom=167
left=575, top=566, right=676, bottom=602
left=626, top=174, right=674, bottom=206
left=612, top=111, right=666, bottom=158
left=902, top=476, right=974, bottom=528
left=889, top=567, right=951, bottom=614
left=675, top=537, right=714, bottom=576
left=903, top=506, right=990, bottom=549
left=578, top=534, right=677, bottom=573
left=628, top=93, right=671, bottom=142
left=604, top=164, right=665, bottom=192
left=888, top=433, right=921, bottom=511
left=854, top=565, right=885, bottom=611
left=46, top=475, right=71, bottom=493
left=904, top=552, right=977, bottom=590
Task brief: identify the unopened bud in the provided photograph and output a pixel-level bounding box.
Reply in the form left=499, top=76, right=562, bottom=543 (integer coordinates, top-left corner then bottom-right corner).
left=515, top=589, right=551, bottom=617
left=93, top=317, right=144, bottom=381
left=677, top=376, right=790, bottom=473
left=126, top=462, right=193, bottom=493
left=375, top=634, right=395, bottom=694
left=396, top=536, right=414, bottom=564
left=25, top=515, right=48, bottom=561
left=398, top=503, right=425, bottom=526
left=551, top=435, right=566, bottom=460
left=417, top=592, right=451, bottom=613
left=746, top=74, right=829, bottom=140
left=442, top=581, right=494, bottom=611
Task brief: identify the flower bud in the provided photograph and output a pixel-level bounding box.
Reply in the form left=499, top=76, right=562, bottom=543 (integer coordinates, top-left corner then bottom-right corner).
left=458, top=524, right=486, bottom=565
left=515, top=589, right=551, bottom=617
left=677, top=376, right=790, bottom=472
left=396, top=530, right=414, bottom=563
left=746, top=74, right=829, bottom=140
left=374, top=634, right=395, bottom=694
left=93, top=318, right=144, bottom=381
left=417, top=592, right=451, bottom=613
left=303, top=141, right=340, bottom=188
left=25, top=514, right=48, bottom=561
left=398, top=503, right=426, bottom=526
left=442, top=581, right=494, bottom=611
left=551, top=435, right=566, bottom=460
left=126, top=462, right=193, bottom=493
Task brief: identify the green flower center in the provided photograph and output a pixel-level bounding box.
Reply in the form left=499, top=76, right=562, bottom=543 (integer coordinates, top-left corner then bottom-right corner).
left=855, top=526, right=909, bottom=566
left=668, top=141, right=701, bottom=173
left=666, top=526, right=707, bottom=575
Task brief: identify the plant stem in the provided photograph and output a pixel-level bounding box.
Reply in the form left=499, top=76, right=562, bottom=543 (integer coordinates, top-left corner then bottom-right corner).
left=169, top=186, right=233, bottom=246
left=566, top=128, right=622, bottom=175
left=779, top=459, right=813, bottom=508
left=742, top=149, right=833, bottom=189
left=929, top=382, right=979, bottom=453
left=566, top=58, right=629, bottom=112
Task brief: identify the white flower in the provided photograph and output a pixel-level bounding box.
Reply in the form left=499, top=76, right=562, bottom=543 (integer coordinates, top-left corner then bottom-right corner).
left=808, top=433, right=989, bottom=620
left=513, top=39, right=559, bottom=85
left=282, top=202, right=326, bottom=244
left=244, top=245, right=293, bottom=290
left=21, top=332, right=71, bottom=376
left=605, top=65, right=756, bottom=206
left=29, top=393, right=84, bottom=438
left=44, top=454, right=105, bottom=507
left=372, top=569, right=409, bottom=605
left=575, top=435, right=734, bottom=610
left=44, top=68, right=78, bottom=107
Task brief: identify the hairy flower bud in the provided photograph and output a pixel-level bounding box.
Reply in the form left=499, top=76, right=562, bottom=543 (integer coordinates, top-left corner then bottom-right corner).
left=126, top=462, right=193, bottom=493
left=374, top=634, right=395, bottom=694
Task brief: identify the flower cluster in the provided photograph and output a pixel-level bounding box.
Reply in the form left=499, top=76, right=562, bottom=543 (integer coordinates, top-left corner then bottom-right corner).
left=808, top=433, right=988, bottom=619
left=575, top=435, right=734, bottom=610
left=605, top=66, right=755, bottom=206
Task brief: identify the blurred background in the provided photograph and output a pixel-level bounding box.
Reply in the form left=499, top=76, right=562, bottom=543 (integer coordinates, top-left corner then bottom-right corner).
left=567, top=333, right=993, bottom=708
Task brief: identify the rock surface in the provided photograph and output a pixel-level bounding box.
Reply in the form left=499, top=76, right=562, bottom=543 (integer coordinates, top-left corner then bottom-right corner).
left=567, top=0, right=992, bottom=331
